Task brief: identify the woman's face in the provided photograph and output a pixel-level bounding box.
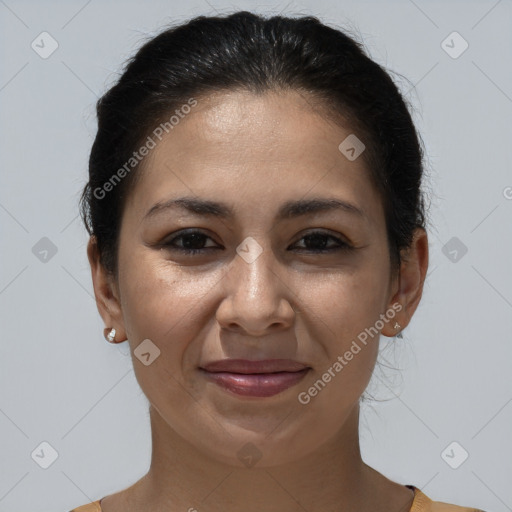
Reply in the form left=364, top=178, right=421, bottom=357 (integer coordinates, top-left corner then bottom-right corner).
left=96, top=89, right=413, bottom=467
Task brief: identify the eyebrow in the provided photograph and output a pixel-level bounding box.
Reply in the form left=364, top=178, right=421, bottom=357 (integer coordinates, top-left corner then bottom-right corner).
left=143, top=196, right=367, bottom=222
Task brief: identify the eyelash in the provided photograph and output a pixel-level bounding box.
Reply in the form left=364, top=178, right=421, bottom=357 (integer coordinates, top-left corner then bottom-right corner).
left=161, top=229, right=353, bottom=255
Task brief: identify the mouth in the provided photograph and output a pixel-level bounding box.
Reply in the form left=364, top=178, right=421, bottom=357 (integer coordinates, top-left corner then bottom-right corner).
left=199, top=359, right=311, bottom=398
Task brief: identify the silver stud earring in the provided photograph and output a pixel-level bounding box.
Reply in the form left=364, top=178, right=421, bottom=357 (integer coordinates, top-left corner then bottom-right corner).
left=105, top=327, right=116, bottom=343
left=393, top=322, right=403, bottom=339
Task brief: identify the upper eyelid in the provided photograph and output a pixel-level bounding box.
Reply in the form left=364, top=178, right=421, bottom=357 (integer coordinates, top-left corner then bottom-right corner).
left=165, top=229, right=350, bottom=247
left=166, top=229, right=219, bottom=245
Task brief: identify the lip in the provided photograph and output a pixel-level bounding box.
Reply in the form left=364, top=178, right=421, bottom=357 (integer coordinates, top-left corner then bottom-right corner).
left=199, top=359, right=311, bottom=397
left=201, top=359, right=309, bottom=373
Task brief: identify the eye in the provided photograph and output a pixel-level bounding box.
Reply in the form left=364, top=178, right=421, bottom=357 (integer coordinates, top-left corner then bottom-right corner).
left=291, top=231, right=352, bottom=253
left=161, top=229, right=352, bottom=256
left=162, top=230, right=220, bottom=255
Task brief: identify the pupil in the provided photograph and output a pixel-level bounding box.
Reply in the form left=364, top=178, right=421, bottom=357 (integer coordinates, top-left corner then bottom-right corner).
left=306, top=234, right=326, bottom=249
left=184, top=233, right=204, bottom=249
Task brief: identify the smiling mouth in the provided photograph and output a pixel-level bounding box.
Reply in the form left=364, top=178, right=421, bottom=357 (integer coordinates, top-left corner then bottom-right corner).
left=199, top=359, right=311, bottom=397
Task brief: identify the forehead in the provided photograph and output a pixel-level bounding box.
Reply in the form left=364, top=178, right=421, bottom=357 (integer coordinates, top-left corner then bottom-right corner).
left=124, top=89, right=383, bottom=226
left=172, top=89, right=350, bottom=159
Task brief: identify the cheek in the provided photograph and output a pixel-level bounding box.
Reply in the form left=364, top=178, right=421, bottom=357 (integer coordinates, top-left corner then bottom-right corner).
left=117, top=259, right=225, bottom=415
left=291, top=272, right=387, bottom=437
left=119, top=256, right=227, bottom=361
left=289, top=268, right=389, bottom=417
left=297, top=264, right=390, bottom=352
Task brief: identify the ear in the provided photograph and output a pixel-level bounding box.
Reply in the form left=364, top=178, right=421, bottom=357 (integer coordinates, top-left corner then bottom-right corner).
left=87, top=236, right=127, bottom=343
left=381, top=227, right=429, bottom=337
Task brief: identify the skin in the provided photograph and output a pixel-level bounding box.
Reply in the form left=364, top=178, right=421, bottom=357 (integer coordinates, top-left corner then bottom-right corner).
left=88, top=89, right=428, bottom=512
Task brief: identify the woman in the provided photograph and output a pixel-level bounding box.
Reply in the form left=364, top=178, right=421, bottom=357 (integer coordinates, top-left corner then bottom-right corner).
left=71, top=10, right=485, bottom=512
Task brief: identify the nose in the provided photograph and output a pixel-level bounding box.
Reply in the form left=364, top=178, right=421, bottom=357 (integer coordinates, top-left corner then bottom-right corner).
left=215, top=242, right=295, bottom=336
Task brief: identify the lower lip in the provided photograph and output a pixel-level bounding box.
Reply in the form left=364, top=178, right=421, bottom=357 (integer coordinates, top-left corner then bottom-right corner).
left=200, top=369, right=310, bottom=397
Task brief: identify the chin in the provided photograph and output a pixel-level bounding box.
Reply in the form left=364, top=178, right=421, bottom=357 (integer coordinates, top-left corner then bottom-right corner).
left=192, top=416, right=323, bottom=469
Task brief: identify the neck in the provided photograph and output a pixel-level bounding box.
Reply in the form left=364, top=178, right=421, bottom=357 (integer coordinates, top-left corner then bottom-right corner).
left=125, top=403, right=406, bottom=512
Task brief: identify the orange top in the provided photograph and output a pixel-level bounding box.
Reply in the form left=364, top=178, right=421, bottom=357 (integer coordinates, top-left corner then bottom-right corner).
left=69, top=485, right=486, bottom=511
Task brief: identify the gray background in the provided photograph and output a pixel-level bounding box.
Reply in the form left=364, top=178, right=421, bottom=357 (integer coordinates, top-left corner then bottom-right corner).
left=1, top=0, right=511, bottom=511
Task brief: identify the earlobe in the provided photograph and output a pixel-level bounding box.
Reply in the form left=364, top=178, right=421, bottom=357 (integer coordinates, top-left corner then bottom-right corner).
left=87, top=236, right=127, bottom=343
left=382, top=227, right=429, bottom=337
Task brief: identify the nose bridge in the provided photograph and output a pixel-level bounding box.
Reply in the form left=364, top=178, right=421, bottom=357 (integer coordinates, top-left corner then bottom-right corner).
left=233, top=236, right=278, bottom=304
left=216, top=236, right=294, bottom=334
